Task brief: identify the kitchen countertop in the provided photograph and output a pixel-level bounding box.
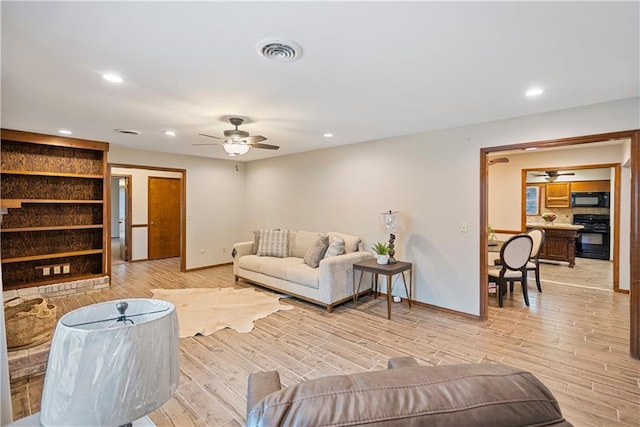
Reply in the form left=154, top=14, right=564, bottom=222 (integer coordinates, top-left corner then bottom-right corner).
left=526, top=222, right=584, bottom=230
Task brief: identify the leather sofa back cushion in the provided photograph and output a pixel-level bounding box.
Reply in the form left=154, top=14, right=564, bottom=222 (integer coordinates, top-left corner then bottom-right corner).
left=247, top=363, right=569, bottom=426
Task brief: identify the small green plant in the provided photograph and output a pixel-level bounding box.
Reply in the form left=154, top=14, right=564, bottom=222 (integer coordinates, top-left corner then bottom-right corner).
left=371, top=241, right=390, bottom=255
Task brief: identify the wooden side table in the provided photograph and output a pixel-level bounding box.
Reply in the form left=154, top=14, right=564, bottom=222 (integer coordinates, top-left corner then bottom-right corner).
left=352, top=258, right=412, bottom=320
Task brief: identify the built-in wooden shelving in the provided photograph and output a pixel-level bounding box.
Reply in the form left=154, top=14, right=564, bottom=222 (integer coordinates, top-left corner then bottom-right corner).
left=1, top=129, right=110, bottom=290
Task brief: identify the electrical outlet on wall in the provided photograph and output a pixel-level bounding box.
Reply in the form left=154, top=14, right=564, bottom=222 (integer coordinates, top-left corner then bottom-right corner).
left=63, top=264, right=70, bottom=274
left=42, top=267, right=50, bottom=276
left=53, top=266, right=61, bottom=274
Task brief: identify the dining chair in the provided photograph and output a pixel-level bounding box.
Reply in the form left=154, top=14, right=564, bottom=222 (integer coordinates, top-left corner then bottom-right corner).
left=488, top=234, right=533, bottom=307
left=525, top=228, right=545, bottom=292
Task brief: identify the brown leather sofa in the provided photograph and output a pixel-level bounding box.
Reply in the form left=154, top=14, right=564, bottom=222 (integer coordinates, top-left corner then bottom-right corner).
left=246, top=357, right=572, bottom=426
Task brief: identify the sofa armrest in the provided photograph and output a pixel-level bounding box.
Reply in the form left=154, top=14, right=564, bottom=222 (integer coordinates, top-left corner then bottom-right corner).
left=247, top=371, right=281, bottom=419
left=317, top=251, right=375, bottom=304
left=233, top=241, right=254, bottom=258
left=233, top=241, right=254, bottom=276
left=387, top=356, right=419, bottom=369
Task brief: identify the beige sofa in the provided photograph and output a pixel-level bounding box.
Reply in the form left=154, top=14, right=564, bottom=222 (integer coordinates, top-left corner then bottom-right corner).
left=246, top=357, right=572, bottom=426
left=233, top=230, right=374, bottom=312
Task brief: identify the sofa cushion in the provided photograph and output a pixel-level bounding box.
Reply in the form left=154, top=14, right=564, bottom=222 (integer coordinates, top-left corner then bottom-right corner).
left=329, top=231, right=360, bottom=253
left=239, top=255, right=304, bottom=281
left=291, top=230, right=322, bottom=258
left=286, top=264, right=320, bottom=289
left=257, top=229, right=289, bottom=258
left=303, top=234, right=329, bottom=268
left=323, top=236, right=345, bottom=258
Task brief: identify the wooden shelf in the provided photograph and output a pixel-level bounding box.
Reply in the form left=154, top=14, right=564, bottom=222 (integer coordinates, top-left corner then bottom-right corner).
left=0, top=199, right=22, bottom=209
left=8, top=199, right=104, bottom=204
left=1, top=224, right=103, bottom=233
left=1, top=169, right=103, bottom=179
left=1, top=249, right=104, bottom=264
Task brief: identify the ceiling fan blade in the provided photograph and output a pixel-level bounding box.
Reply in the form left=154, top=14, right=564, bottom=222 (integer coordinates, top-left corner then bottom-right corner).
left=249, top=142, right=280, bottom=150
left=559, top=172, right=576, bottom=176
left=243, top=135, right=267, bottom=144
left=488, top=157, right=509, bottom=165
left=198, top=133, right=225, bottom=140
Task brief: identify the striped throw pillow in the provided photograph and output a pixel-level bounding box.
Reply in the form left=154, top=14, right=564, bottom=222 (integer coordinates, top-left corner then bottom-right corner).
left=257, top=229, right=290, bottom=258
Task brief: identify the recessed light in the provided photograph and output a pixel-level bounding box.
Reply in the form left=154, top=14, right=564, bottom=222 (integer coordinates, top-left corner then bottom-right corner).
left=102, top=73, right=123, bottom=83
left=58, top=129, right=72, bottom=135
left=525, top=87, right=544, bottom=97
left=524, top=147, right=538, bottom=151
left=164, top=130, right=176, bottom=136
left=323, top=133, right=334, bottom=138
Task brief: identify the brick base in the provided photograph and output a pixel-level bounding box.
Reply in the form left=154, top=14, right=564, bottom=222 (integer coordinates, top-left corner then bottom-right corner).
left=4, top=275, right=110, bottom=381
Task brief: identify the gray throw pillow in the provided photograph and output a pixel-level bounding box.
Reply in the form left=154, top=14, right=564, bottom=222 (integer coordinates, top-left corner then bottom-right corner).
left=323, top=236, right=345, bottom=258
left=304, top=234, right=329, bottom=268
left=251, top=230, right=260, bottom=254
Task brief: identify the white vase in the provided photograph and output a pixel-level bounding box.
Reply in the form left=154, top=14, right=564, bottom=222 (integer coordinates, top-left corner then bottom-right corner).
left=376, top=254, right=389, bottom=265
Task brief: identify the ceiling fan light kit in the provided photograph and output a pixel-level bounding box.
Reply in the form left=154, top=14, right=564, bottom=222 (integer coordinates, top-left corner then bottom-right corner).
left=196, top=117, right=279, bottom=156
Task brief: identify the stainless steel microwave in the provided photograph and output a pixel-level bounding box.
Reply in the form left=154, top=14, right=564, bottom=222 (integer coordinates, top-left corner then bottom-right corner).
left=571, top=192, right=610, bottom=208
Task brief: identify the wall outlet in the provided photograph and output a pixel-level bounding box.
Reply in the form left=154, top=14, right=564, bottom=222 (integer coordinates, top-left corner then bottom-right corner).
left=62, top=264, right=70, bottom=274
left=42, top=267, right=50, bottom=276
left=53, top=266, right=61, bottom=274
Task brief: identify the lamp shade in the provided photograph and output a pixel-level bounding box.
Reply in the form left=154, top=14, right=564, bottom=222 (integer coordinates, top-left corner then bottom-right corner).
left=380, top=210, right=402, bottom=234
left=40, top=299, right=179, bottom=427
left=224, top=143, right=250, bottom=156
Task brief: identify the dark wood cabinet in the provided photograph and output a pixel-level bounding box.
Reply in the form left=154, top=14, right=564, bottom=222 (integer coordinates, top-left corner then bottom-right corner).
left=534, top=227, right=578, bottom=268
left=1, top=129, right=110, bottom=290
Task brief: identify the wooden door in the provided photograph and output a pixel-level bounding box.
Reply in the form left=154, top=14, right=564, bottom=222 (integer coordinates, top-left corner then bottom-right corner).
left=148, top=177, right=181, bottom=259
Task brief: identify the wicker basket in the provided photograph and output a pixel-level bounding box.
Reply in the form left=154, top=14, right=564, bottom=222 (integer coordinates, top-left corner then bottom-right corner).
left=4, top=297, right=57, bottom=350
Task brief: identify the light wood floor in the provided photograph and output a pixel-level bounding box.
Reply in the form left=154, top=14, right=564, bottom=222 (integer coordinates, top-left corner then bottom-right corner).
left=10, top=258, right=639, bottom=426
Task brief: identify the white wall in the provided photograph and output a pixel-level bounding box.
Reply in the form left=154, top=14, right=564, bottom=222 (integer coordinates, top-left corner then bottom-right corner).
left=244, top=97, right=639, bottom=315
left=108, top=147, right=246, bottom=269
left=110, top=177, right=120, bottom=238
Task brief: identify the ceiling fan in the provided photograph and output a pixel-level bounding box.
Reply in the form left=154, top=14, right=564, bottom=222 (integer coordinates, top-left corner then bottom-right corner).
left=532, top=170, right=575, bottom=182
left=195, top=117, right=279, bottom=156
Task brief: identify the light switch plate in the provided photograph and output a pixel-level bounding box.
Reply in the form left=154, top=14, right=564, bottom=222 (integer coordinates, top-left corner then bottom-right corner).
left=53, top=266, right=61, bottom=274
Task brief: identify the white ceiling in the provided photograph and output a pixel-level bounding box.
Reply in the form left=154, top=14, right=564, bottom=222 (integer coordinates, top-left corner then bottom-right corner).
left=2, top=1, right=638, bottom=161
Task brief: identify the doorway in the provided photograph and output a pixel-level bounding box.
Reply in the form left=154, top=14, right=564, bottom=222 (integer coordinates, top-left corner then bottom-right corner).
left=110, top=175, right=131, bottom=265
left=148, top=177, right=181, bottom=260
left=480, top=129, right=640, bottom=359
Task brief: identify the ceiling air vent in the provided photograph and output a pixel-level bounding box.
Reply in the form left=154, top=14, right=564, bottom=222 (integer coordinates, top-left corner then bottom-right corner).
left=256, top=38, right=302, bottom=63
left=114, top=129, right=141, bottom=135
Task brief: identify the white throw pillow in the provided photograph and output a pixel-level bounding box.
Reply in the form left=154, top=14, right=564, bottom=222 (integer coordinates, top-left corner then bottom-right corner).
left=257, top=229, right=290, bottom=258
left=323, top=236, right=345, bottom=258
left=328, top=232, right=360, bottom=253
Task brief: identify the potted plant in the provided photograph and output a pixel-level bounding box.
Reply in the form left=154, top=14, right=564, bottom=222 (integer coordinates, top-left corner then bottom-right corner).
left=371, top=241, right=390, bottom=265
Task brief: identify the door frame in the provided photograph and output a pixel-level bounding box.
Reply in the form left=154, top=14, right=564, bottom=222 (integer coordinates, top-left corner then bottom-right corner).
left=480, top=129, right=640, bottom=359
left=109, top=163, right=187, bottom=272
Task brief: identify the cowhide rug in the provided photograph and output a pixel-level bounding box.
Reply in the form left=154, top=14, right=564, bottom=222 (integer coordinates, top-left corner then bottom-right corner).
left=151, top=287, right=293, bottom=338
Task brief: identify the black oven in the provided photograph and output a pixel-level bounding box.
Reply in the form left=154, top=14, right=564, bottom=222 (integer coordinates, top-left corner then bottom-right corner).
left=571, top=192, right=609, bottom=208
left=572, top=214, right=610, bottom=260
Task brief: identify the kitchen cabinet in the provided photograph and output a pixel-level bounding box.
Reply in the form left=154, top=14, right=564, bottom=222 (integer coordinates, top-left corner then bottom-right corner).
left=570, top=180, right=610, bottom=193
left=1, top=129, right=109, bottom=290
left=528, top=225, right=580, bottom=268
left=545, top=182, right=571, bottom=208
